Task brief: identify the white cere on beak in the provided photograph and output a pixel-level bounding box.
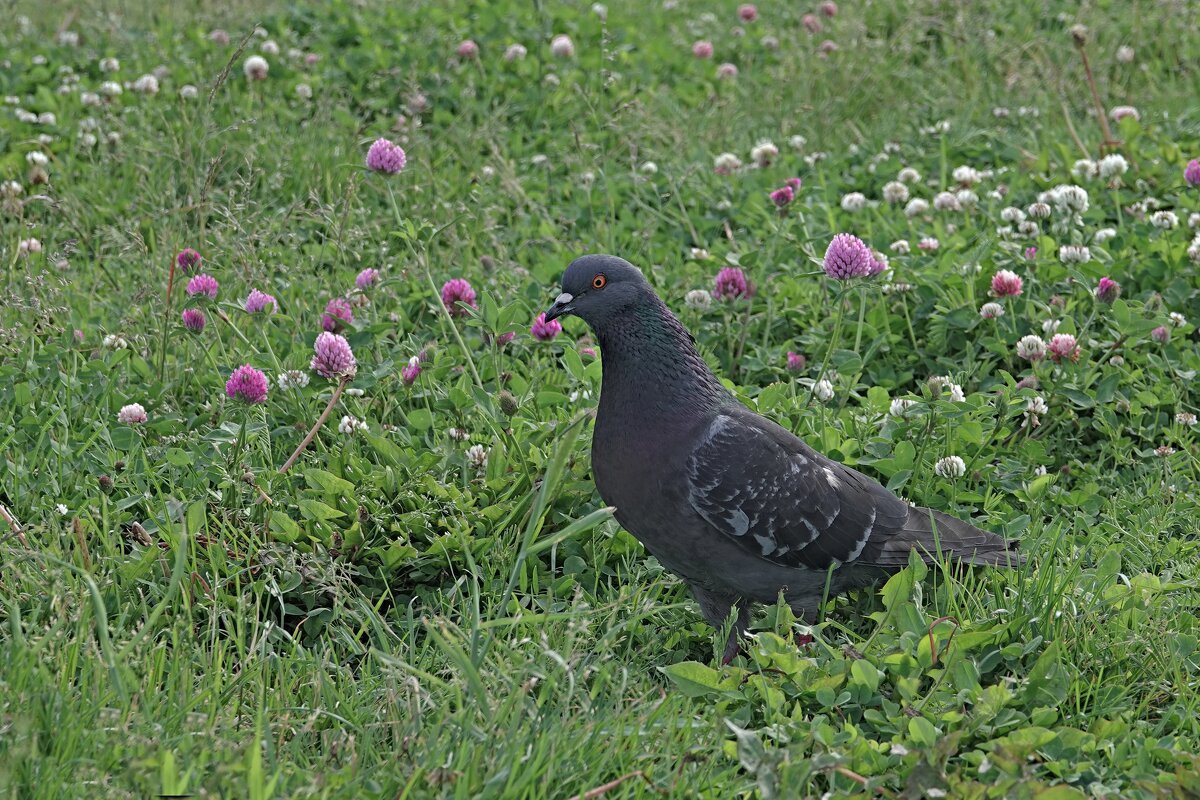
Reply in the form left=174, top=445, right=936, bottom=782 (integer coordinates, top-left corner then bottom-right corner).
left=555, top=292, right=574, bottom=305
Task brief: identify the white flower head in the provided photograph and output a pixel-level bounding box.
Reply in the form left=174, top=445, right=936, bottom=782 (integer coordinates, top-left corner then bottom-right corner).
left=338, top=415, right=368, bottom=434
left=1150, top=210, right=1179, bottom=229
left=897, top=167, right=921, bottom=184
left=750, top=140, right=779, bottom=167
left=685, top=289, right=713, bottom=310
left=889, top=398, right=917, bottom=418
left=952, top=165, right=982, bottom=185
left=117, top=403, right=148, bottom=424
left=904, top=198, right=929, bottom=217
left=1098, top=154, right=1128, bottom=179
left=1016, top=334, right=1046, bottom=361
left=1058, top=244, right=1091, bottom=264
left=243, top=55, right=269, bottom=81
left=466, top=443, right=489, bottom=470
left=933, top=191, right=961, bottom=212
left=840, top=192, right=867, bottom=212
left=713, top=152, right=742, bottom=174
left=882, top=181, right=909, bottom=204
left=934, top=455, right=966, bottom=479
left=812, top=379, right=834, bottom=403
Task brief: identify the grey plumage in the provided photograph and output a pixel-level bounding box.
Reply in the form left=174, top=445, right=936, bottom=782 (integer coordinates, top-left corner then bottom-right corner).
left=544, top=254, right=1022, bottom=663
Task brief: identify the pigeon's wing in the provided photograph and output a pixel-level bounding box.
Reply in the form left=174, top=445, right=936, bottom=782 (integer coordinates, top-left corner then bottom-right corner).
left=685, top=410, right=1016, bottom=570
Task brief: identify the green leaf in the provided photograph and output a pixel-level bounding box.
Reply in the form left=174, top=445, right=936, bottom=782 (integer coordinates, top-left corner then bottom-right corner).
left=907, top=717, right=938, bottom=747
left=849, top=659, right=881, bottom=693
left=1022, top=643, right=1069, bottom=708
left=406, top=408, right=434, bottom=431
left=659, top=661, right=727, bottom=698
left=303, top=469, right=355, bottom=498
left=297, top=498, right=345, bottom=522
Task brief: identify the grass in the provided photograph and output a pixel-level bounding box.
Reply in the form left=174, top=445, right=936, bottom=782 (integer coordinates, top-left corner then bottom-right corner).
left=2, top=0, right=1200, bottom=797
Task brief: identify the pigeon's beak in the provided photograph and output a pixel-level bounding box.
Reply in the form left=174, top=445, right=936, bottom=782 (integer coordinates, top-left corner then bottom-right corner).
left=543, top=291, right=575, bottom=322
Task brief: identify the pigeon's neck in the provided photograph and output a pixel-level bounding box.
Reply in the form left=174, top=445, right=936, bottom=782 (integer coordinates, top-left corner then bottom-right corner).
left=595, top=296, right=729, bottom=425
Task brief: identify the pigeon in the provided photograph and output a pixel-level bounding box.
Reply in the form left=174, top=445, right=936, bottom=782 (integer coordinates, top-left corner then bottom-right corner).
left=544, top=254, right=1023, bottom=663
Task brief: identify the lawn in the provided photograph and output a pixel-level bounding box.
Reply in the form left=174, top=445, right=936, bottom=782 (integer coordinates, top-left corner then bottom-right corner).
left=2, top=0, right=1199, bottom=797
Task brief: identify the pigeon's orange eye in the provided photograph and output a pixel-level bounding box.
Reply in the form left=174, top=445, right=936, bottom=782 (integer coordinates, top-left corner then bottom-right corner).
left=592, top=274, right=607, bottom=289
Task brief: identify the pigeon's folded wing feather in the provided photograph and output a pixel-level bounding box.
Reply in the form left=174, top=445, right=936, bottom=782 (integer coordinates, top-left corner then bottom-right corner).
left=685, top=411, right=914, bottom=570
left=685, top=410, right=1020, bottom=571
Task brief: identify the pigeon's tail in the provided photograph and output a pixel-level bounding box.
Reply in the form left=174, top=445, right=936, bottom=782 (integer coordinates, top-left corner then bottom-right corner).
left=881, top=506, right=1024, bottom=568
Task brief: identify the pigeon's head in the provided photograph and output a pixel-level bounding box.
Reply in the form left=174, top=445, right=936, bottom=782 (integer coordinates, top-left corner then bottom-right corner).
left=544, top=254, right=652, bottom=329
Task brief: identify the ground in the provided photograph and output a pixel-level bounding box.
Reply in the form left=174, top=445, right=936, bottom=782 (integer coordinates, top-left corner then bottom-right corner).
left=1, top=0, right=1199, bottom=797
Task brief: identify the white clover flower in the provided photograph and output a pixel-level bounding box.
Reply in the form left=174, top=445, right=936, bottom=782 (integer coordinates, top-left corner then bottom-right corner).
left=933, top=191, right=961, bottom=211
left=789, top=134, right=807, bottom=151
left=117, top=403, right=148, bottom=424
left=1017, top=221, right=1040, bottom=237
left=99, top=81, right=123, bottom=97
left=639, top=161, right=658, bottom=175
left=1016, top=334, right=1047, bottom=361
left=261, top=40, right=280, bottom=55
left=889, top=398, right=917, bottom=418
left=1175, top=412, right=1197, bottom=427
left=685, top=289, right=713, bottom=310
left=1169, top=311, right=1187, bottom=327
left=952, top=165, right=982, bottom=185
left=812, top=379, right=834, bottom=403
left=882, top=181, right=909, bottom=203
left=466, top=444, right=489, bottom=470
left=295, top=83, right=312, bottom=100
left=840, top=192, right=867, bottom=211
left=99, top=57, right=120, bottom=73
left=0, top=180, right=22, bottom=197
left=179, top=84, right=199, bottom=99
left=18, top=238, right=42, bottom=255
left=56, top=503, right=70, bottom=516
left=980, top=302, right=1004, bottom=319
left=80, top=92, right=101, bottom=106
left=338, top=415, right=368, bottom=434
left=102, top=333, right=128, bottom=349
left=1028, top=397, right=1048, bottom=417
left=38, top=112, right=56, bottom=125
left=946, top=383, right=965, bottom=402
left=1150, top=210, right=1178, bottom=229
left=1048, top=184, right=1089, bottom=214
left=1116, top=45, right=1134, bottom=63
left=1042, top=319, right=1062, bottom=335
left=917, top=237, right=939, bottom=251
left=579, top=170, right=596, bottom=186
left=713, top=152, right=742, bottom=174
left=25, top=151, right=48, bottom=166
left=1027, top=202, right=1051, bottom=220
left=480, top=165, right=496, bottom=180
left=897, top=166, right=921, bottom=184
left=1098, top=154, right=1128, bottom=179
left=904, top=198, right=929, bottom=217
left=530, top=153, right=549, bottom=166
left=277, top=370, right=310, bottom=390
left=750, top=140, right=779, bottom=167
left=1071, top=159, right=1098, bottom=179
left=890, top=239, right=910, bottom=254
left=934, top=455, right=966, bottom=479
left=243, top=55, right=269, bottom=81
left=1059, top=244, right=1091, bottom=263
left=993, top=106, right=1010, bottom=118
left=1093, top=227, right=1117, bottom=244
left=132, top=74, right=159, bottom=95
left=956, top=189, right=978, bottom=208
left=1000, top=206, right=1025, bottom=223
